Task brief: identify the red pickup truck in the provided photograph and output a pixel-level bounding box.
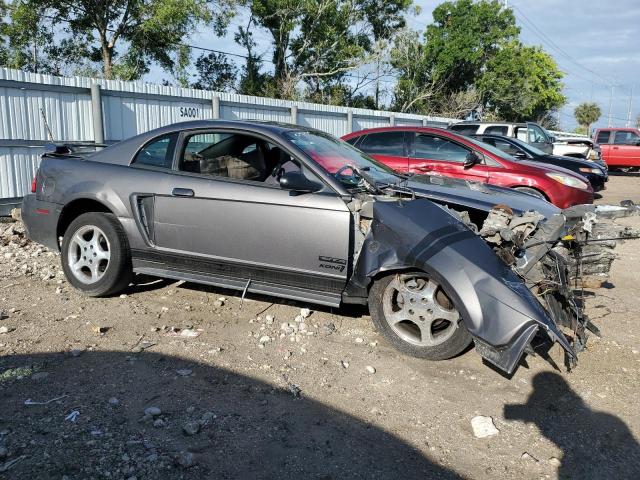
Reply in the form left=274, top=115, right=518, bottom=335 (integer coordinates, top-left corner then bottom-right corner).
left=593, top=128, right=640, bottom=170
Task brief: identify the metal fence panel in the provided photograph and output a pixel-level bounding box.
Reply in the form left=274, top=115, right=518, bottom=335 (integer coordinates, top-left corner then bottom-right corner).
left=0, top=146, right=43, bottom=199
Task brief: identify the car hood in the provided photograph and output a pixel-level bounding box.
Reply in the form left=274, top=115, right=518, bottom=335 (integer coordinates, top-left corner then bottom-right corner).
left=399, top=174, right=561, bottom=218
left=519, top=160, right=587, bottom=179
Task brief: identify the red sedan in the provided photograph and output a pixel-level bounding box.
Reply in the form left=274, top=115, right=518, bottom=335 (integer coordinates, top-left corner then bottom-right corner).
left=342, top=127, right=593, bottom=208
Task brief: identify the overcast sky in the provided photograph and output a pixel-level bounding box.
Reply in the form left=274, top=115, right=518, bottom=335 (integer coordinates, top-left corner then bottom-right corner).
left=165, top=0, right=640, bottom=132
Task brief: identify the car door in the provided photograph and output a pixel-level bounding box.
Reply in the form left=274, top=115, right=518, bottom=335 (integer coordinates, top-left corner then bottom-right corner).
left=612, top=130, right=640, bottom=167
left=526, top=123, right=553, bottom=154
left=145, top=129, right=352, bottom=304
left=356, top=131, right=410, bottom=172
left=408, top=132, right=489, bottom=182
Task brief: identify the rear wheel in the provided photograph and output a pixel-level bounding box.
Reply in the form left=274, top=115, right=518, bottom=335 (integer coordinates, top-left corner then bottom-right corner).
left=369, top=273, right=472, bottom=360
left=513, top=186, right=547, bottom=200
left=61, top=212, right=132, bottom=297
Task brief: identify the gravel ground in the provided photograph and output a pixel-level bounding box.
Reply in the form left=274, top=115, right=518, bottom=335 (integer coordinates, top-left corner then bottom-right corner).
left=1, top=176, right=639, bottom=479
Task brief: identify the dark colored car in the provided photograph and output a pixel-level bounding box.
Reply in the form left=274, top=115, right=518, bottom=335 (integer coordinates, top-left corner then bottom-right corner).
left=342, top=127, right=594, bottom=209
left=23, top=120, right=621, bottom=374
left=470, top=134, right=608, bottom=191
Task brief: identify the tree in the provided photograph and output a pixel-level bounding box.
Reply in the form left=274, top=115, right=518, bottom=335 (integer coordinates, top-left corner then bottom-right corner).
left=5, top=0, right=233, bottom=80
left=242, top=0, right=411, bottom=103
left=422, top=0, right=519, bottom=95
left=391, top=0, right=565, bottom=120
left=192, top=51, right=237, bottom=91
left=478, top=42, right=565, bottom=121
left=235, top=24, right=269, bottom=96
left=574, top=102, right=601, bottom=135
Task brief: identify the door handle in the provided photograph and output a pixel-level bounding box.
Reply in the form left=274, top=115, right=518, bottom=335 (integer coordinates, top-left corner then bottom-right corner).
left=613, top=146, right=619, bottom=150
left=172, top=187, right=194, bottom=197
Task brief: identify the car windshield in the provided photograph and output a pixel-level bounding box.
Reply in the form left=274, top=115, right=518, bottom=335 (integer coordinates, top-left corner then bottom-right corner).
left=284, top=130, right=400, bottom=189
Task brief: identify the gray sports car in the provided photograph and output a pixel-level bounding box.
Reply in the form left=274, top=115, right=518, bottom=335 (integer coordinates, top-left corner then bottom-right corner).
left=21, top=120, right=635, bottom=374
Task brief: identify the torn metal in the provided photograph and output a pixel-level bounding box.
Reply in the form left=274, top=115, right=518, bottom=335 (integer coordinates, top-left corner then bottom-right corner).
left=346, top=182, right=639, bottom=374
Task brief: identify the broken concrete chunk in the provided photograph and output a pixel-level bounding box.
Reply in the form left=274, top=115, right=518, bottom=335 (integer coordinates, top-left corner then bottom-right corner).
left=471, top=415, right=499, bottom=438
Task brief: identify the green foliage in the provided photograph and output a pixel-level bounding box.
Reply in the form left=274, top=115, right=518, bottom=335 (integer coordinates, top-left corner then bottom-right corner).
left=392, top=0, right=565, bottom=121
left=424, top=0, right=519, bottom=93
left=192, top=51, right=237, bottom=91
left=573, top=125, right=588, bottom=135
left=4, top=0, right=232, bottom=79
left=244, top=0, right=411, bottom=103
left=478, top=42, right=565, bottom=121
left=235, top=26, right=270, bottom=96
left=574, top=102, right=601, bottom=132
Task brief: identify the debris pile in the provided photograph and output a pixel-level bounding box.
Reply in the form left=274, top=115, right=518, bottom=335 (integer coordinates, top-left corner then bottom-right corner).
left=0, top=220, right=61, bottom=281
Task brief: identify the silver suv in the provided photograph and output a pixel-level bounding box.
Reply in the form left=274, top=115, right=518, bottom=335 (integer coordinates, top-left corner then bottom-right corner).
left=448, top=121, right=555, bottom=154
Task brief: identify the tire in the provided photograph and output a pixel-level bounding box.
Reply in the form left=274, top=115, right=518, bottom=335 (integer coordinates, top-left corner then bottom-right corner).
left=368, top=272, right=472, bottom=360
left=61, top=212, right=132, bottom=297
left=513, top=186, right=547, bottom=200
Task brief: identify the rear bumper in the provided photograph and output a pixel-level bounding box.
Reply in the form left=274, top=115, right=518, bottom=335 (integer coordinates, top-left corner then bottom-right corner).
left=21, top=194, right=62, bottom=251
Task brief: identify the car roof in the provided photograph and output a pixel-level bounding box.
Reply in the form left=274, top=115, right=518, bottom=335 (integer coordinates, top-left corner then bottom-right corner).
left=451, top=121, right=527, bottom=127
left=342, top=126, right=448, bottom=139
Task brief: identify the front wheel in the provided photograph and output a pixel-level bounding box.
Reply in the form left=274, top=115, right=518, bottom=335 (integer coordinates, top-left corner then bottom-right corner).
left=368, top=273, right=472, bottom=360
left=61, top=212, right=132, bottom=297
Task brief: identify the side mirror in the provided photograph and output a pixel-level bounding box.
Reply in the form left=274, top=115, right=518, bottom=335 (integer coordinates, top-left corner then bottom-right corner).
left=549, top=136, right=556, bottom=143
left=279, top=171, right=322, bottom=193
left=514, top=150, right=527, bottom=159
left=464, top=151, right=481, bottom=168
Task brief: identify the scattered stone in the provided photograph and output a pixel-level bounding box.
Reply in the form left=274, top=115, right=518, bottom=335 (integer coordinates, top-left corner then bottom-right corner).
left=471, top=416, right=499, bottom=438
left=153, top=418, right=164, bottom=428
left=259, top=335, right=270, bottom=344
left=521, top=452, right=538, bottom=462
left=300, top=308, right=312, bottom=318
left=265, top=315, right=274, bottom=324
left=182, top=421, right=200, bottom=436
left=355, top=337, right=364, bottom=344
left=287, top=382, right=302, bottom=398
left=365, top=365, right=376, bottom=374
left=0, top=326, right=10, bottom=334
left=548, top=457, right=561, bottom=467
left=144, top=407, right=161, bottom=417
left=341, top=360, right=349, bottom=369
left=322, top=322, right=336, bottom=334
left=176, top=369, right=193, bottom=377
left=108, top=397, right=120, bottom=406
left=31, top=372, right=49, bottom=381
left=69, top=348, right=84, bottom=357
left=200, top=411, right=216, bottom=426
left=119, top=294, right=128, bottom=299
left=176, top=451, right=196, bottom=468
left=283, top=351, right=292, bottom=360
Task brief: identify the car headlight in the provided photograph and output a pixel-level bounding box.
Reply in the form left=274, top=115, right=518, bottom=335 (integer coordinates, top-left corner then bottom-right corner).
left=545, top=172, right=590, bottom=190
left=579, top=167, right=602, bottom=174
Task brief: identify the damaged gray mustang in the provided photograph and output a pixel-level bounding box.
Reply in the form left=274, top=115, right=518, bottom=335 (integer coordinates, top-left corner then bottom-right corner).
left=21, top=120, right=638, bottom=374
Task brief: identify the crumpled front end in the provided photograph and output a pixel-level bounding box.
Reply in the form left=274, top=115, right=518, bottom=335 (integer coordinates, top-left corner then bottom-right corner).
left=346, top=198, right=579, bottom=374
left=471, top=201, right=640, bottom=371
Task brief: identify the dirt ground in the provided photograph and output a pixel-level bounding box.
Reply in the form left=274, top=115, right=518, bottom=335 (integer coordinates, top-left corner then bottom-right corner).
left=1, top=175, right=639, bottom=479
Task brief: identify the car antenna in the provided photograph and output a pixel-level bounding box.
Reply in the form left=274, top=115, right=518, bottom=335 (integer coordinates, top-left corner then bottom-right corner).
left=40, top=108, right=55, bottom=142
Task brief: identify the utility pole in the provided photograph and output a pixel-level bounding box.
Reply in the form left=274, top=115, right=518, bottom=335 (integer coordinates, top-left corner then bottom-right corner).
left=608, top=85, right=614, bottom=127
left=626, top=84, right=634, bottom=127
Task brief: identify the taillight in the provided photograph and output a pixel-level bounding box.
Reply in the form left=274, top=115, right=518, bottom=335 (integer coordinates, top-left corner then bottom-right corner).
left=31, top=176, right=37, bottom=193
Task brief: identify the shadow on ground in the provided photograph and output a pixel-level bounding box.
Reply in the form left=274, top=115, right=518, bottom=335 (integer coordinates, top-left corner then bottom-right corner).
left=505, top=371, right=640, bottom=479
left=0, top=351, right=461, bottom=479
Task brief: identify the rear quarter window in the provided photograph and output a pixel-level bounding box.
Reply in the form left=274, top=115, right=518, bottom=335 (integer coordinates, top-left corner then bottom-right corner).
left=595, top=131, right=611, bottom=144
left=132, top=133, right=178, bottom=169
